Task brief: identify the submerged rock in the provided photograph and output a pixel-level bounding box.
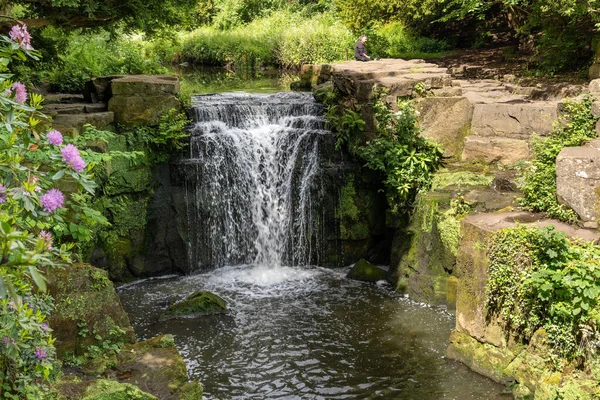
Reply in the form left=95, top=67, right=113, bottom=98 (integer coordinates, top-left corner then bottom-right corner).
left=347, top=259, right=387, bottom=282
left=160, top=291, right=227, bottom=321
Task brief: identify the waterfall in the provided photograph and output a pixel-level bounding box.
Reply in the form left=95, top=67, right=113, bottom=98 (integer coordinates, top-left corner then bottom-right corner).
left=181, top=92, right=331, bottom=270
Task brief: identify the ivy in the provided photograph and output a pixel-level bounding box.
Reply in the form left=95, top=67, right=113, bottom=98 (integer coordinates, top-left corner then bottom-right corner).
left=487, top=225, right=600, bottom=363
left=519, top=96, right=599, bottom=222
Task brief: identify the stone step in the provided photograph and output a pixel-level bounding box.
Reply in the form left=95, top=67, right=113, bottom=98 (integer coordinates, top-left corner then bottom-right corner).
left=52, top=112, right=114, bottom=136
left=461, top=136, right=530, bottom=165
left=470, top=102, right=558, bottom=139
left=43, top=93, right=85, bottom=104
left=43, top=102, right=108, bottom=116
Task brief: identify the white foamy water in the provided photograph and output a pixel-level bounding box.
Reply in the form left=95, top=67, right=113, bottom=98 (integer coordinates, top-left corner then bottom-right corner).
left=181, top=92, right=328, bottom=271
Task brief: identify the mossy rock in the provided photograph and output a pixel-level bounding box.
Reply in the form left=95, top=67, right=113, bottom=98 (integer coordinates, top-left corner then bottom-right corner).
left=160, top=291, right=227, bottom=321
left=347, top=259, right=387, bottom=282
left=48, top=263, right=135, bottom=359
left=82, top=379, right=156, bottom=400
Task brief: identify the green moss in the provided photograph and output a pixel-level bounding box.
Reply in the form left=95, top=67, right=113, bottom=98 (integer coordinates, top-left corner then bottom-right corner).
left=82, top=379, right=156, bottom=400
left=103, top=154, right=152, bottom=195
left=161, top=291, right=227, bottom=320
left=337, top=176, right=371, bottom=240
left=347, top=258, right=387, bottom=282
left=430, top=170, right=494, bottom=191
left=437, top=214, right=461, bottom=257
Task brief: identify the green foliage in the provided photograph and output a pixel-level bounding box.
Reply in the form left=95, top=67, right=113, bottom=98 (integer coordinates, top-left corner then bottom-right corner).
left=519, top=96, right=599, bottom=222
left=177, top=11, right=352, bottom=69
left=122, top=109, right=190, bottom=163
left=0, top=25, right=112, bottom=398
left=42, top=29, right=167, bottom=93
left=356, top=95, right=444, bottom=212
left=11, top=0, right=198, bottom=34
left=487, top=225, right=600, bottom=362
left=376, top=22, right=450, bottom=58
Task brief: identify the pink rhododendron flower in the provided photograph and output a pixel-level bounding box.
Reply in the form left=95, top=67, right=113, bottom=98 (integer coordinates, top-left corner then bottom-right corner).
left=11, top=82, right=27, bottom=103
left=46, top=130, right=63, bottom=146
left=8, top=24, right=33, bottom=50
left=40, top=189, right=64, bottom=213
left=34, top=348, right=47, bottom=360
left=61, top=144, right=86, bottom=173
left=5, top=82, right=27, bottom=103
left=0, top=184, right=6, bottom=204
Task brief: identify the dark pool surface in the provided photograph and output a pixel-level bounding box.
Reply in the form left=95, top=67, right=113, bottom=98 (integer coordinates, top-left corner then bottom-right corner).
left=119, top=264, right=508, bottom=400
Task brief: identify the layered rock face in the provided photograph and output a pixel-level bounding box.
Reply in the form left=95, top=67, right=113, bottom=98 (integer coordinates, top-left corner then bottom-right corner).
left=447, top=213, right=600, bottom=396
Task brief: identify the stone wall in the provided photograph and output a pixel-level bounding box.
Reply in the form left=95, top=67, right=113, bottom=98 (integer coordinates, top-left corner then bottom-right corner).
left=51, top=75, right=188, bottom=282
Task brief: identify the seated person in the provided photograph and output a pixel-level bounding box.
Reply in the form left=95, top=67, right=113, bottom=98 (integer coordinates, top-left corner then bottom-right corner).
left=354, top=35, right=371, bottom=61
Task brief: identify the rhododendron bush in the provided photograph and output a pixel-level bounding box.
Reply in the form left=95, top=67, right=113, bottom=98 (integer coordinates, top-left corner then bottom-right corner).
left=0, top=24, right=108, bottom=397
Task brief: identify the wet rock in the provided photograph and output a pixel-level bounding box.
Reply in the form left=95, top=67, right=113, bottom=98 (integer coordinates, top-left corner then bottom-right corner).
left=47, top=263, right=136, bottom=358
left=556, top=140, right=600, bottom=222
left=160, top=291, right=227, bottom=321
left=347, top=258, right=387, bottom=282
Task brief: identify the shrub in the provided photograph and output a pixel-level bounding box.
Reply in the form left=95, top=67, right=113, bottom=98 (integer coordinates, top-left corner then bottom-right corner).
left=0, top=25, right=115, bottom=397
left=487, top=225, right=600, bottom=363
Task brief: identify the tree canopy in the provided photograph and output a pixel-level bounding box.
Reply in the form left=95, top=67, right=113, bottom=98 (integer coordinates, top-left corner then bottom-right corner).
left=4, top=0, right=198, bottom=33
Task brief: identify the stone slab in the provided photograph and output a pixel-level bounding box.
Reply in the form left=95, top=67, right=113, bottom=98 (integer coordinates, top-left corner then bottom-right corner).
left=461, top=136, right=530, bottom=165
left=52, top=112, right=115, bottom=136
left=455, top=212, right=600, bottom=347
left=470, top=102, right=558, bottom=139
left=111, top=75, right=179, bottom=97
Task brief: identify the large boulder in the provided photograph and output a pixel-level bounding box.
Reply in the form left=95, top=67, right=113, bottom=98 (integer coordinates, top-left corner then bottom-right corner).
left=415, top=96, right=474, bottom=158
left=160, top=291, right=227, bottom=321
left=108, top=95, right=181, bottom=127
left=54, top=334, right=203, bottom=400
left=454, top=212, right=600, bottom=348
left=107, top=75, right=181, bottom=127
left=556, top=140, right=600, bottom=224
left=48, top=263, right=135, bottom=358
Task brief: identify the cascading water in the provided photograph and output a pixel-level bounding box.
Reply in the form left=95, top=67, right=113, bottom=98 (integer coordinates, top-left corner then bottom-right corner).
left=182, top=92, right=328, bottom=270
left=120, top=89, right=506, bottom=399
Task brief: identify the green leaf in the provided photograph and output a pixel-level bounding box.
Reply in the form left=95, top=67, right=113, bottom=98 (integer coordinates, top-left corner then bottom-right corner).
left=52, top=169, right=66, bottom=181
left=28, top=266, right=46, bottom=293
left=573, top=307, right=581, bottom=316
